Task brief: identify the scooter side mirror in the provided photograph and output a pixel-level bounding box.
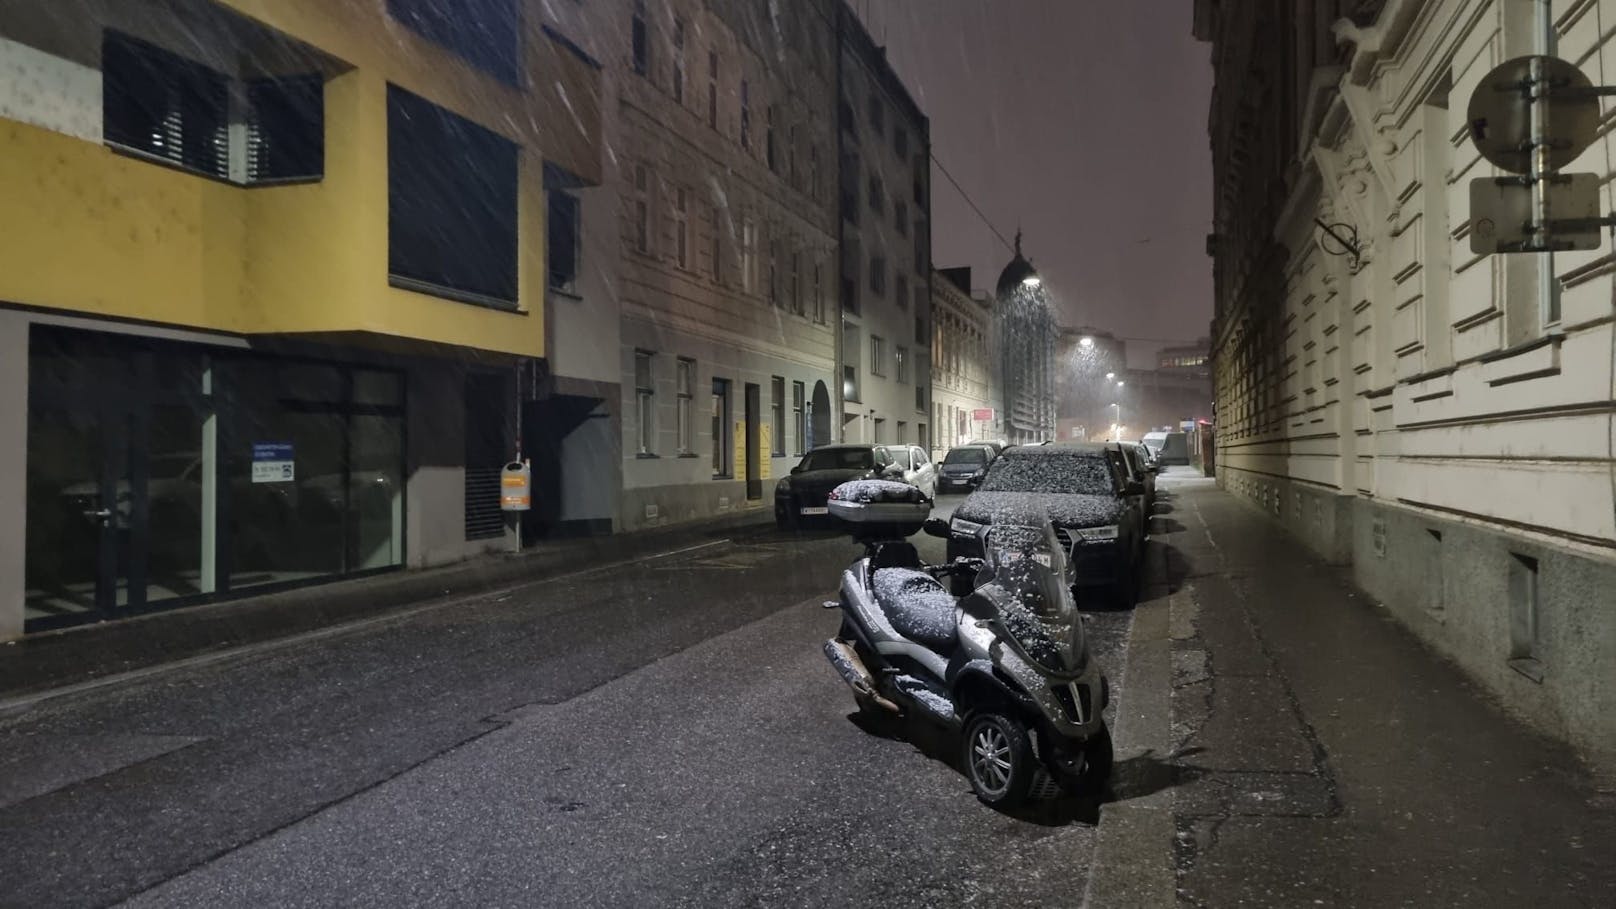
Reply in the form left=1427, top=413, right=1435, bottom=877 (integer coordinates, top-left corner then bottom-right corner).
left=921, top=517, right=950, bottom=538
left=959, top=591, right=998, bottom=622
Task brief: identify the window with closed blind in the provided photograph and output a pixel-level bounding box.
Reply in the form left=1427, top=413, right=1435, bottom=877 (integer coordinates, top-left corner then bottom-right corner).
left=387, top=85, right=519, bottom=307
left=103, top=31, right=324, bottom=184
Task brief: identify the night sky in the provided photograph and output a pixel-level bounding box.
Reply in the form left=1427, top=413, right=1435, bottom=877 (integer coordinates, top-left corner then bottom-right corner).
left=856, top=1, right=1214, bottom=368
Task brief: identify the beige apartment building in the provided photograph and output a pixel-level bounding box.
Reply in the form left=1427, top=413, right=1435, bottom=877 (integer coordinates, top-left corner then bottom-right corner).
left=1197, top=0, right=1616, bottom=770
left=596, top=0, right=839, bottom=531
left=930, top=267, right=997, bottom=457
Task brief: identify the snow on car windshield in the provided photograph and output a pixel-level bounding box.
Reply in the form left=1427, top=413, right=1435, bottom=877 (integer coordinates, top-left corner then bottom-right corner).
left=800, top=448, right=874, bottom=472
left=942, top=447, right=988, bottom=465
left=979, top=453, right=1114, bottom=496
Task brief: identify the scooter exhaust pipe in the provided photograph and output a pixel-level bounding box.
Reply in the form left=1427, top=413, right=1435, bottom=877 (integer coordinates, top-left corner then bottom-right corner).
left=823, top=639, right=901, bottom=713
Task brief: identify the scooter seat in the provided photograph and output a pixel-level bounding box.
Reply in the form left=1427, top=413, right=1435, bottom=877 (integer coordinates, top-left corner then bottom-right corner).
left=872, top=568, right=958, bottom=652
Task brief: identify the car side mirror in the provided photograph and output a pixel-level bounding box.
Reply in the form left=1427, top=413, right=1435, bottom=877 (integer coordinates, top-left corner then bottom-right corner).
left=922, top=517, right=950, bottom=538
left=790, top=465, right=803, bottom=475
left=1126, top=481, right=1146, bottom=496
left=882, top=464, right=904, bottom=479
left=1147, top=464, right=1159, bottom=473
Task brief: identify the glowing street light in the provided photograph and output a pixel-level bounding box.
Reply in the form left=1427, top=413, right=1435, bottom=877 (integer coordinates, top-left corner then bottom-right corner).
left=1022, top=275, right=1042, bottom=288
left=1105, top=371, right=1115, bottom=380
left=1116, top=380, right=1125, bottom=388
left=1078, top=335, right=1093, bottom=348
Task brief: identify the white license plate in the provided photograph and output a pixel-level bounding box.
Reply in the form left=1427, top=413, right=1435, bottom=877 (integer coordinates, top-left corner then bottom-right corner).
left=799, top=506, right=828, bottom=515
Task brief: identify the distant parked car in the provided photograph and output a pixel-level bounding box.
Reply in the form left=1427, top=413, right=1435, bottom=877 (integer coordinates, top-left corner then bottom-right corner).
left=1116, top=441, right=1156, bottom=514
left=946, top=442, right=1147, bottom=605
left=936, top=444, right=997, bottom=493
left=774, top=444, right=932, bottom=529
left=966, top=439, right=1008, bottom=457
left=1141, top=430, right=1190, bottom=466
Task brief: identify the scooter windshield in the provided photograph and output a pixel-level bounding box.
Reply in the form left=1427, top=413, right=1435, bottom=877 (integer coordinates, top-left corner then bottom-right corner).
left=979, top=522, right=1084, bottom=675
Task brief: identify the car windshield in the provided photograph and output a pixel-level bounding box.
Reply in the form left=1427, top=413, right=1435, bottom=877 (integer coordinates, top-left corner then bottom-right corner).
left=799, top=448, right=874, bottom=472
left=979, top=453, right=1115, bottom=496
left=943, top=448, right=988, bottom=466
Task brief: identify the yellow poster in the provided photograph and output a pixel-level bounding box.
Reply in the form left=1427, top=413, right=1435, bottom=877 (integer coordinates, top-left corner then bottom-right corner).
left=734, top=420, right=747, bottom=481
left=759, top=425, right=772, bottom=479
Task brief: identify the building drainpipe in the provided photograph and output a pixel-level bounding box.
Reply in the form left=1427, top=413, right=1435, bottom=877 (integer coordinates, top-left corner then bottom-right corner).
left=1534, top=0, right=1559, bottom=330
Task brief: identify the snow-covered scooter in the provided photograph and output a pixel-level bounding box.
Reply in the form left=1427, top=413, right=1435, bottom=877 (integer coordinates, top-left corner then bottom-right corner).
left=821, top=479, right=1112, bottom=807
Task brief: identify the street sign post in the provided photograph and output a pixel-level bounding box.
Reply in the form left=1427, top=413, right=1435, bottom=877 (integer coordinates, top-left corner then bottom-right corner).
left=1470, top=173, right=1604, bottom=254
left=1467, top=55, right=1600, bottom=174
left=1465, top=53, right=1616, bottom=257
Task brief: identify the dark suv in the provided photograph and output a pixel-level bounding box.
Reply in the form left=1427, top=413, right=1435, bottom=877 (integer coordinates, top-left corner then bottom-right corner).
left=945, top=442, right=1146, bottom=605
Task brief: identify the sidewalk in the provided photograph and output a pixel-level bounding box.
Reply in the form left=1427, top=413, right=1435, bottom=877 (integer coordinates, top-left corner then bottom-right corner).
left=0, top=507, right=773, bottom=701
left=1091, top=475, right=1616, bottom=907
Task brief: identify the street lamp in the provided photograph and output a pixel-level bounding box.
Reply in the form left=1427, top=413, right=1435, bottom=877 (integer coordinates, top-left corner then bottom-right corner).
left=1022, top=275, right=1041, bottom=288
left=1116, top=380, right=1125, bottom=388
left=1078, top=335, right=1093, bottom=348
left=1105, top=371, right=1115, bottom=380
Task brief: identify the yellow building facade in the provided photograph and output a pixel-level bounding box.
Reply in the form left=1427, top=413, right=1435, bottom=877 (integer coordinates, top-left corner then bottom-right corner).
left=0, top=0, right=601, bottom=637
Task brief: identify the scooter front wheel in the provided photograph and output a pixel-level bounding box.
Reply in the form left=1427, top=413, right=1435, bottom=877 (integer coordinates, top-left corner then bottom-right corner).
left=962, top=712, right=1034, bottom=808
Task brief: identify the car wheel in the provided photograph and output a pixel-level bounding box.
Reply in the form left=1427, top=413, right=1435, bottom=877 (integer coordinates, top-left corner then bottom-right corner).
left=962, top=712, right=1035, bottom=808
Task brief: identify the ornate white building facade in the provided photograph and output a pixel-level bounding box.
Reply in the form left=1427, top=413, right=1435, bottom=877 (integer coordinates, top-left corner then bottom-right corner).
left=1197, top=0, right=1616, bottom=770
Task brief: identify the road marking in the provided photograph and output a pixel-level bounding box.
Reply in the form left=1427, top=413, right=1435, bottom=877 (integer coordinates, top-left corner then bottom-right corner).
left=0, top=538, right=735, bottom=716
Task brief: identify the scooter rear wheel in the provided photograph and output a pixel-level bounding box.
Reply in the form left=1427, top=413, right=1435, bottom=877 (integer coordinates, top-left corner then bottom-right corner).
left=962, top=712, right=1034, bottom=808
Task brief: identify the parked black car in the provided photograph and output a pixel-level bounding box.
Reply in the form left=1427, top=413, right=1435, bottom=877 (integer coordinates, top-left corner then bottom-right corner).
left=945, top=442, right=1146, bottom=605
left=936, top=444, right=998, bottom=493
left=774, top=444, right=921, bottom=529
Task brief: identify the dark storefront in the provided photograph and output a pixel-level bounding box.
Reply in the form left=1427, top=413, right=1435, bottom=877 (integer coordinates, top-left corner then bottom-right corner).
left=23, top=326, right=405, bottom=632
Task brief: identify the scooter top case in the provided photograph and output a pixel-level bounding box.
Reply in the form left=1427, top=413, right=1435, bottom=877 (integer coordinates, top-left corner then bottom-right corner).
left=826, top=479, right=932, bottom=540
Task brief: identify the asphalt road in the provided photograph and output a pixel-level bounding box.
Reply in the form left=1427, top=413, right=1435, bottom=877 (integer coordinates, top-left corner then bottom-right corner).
left=0, top=492, right=1133, bottom=909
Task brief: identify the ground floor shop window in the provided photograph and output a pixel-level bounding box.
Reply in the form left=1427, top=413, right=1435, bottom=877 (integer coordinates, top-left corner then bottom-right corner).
left=22, top=326, right=404, bottom=632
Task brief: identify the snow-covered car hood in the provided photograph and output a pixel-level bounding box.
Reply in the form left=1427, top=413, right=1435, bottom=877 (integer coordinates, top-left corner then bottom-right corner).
left=952, top=491, right=1121, bottom=529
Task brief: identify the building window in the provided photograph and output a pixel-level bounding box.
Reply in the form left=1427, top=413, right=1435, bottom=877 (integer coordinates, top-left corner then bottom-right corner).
left=104, top=32, right=324, bottom=184
left=871, top=335, right=887, bottom=377
left=894, top=200, right=908, bottom=236
left=676, top=358, right=695, bottom=454
left=896, top=345, right=909, bottom=384
left=633, top=164, right=651, bottom=254
left=707, top=50, right=719, bottom=129
left=740, top=79, right=751, bottom=150
left=708, top=203, right=723, bottom=282
left=790, top=249, right=803, bottom=315
left=915, top=223, right=928, bottom=275
left=812, top=260, right=825, bottom=323
left=672, top=18, right=686, bottom=105
left=918, top=422, right=928, bottom=451
left=895, top=274, right=909, bottom=311
left=635, top=351, right=656, bottom=455
left=873, top=417, right=885, bottom=443
left=868, top=172, right=884, bottom=215
left=771, top=376, right=786, bottom=456
left=843, top=322, right=861, bottom=402
left=631, top=0, right=649, bottom=76
left=894, top=124, right=908, bottom=159
left=792, top=380, right=806, bottom=455
left=789, top=123, right=799, bottom=186
left=897, top=421, right=907, bottom=444
left=766, top=104, right=778, bottom=171
left=387, top=85, right=517, bottom=306
left=712, top=377, right=732, bottom=477
left=742, top=218, right=758, bottom=293
left=768, top=233, right=780, bottom=305
left=915, top=312, right=926, bottom=345
left=869, top=255, right=886, bottom=298
left=916, top=384, right=926, bottom=412
left=547, top=190, right=580, bottom=293
left=388, top=0, right=519, bottom=84
left=809, top=142, right=820, bottom=198
left=915, top=284, right=928, bottom=322
left=868, top=90, right=883, bottom=135
left=674, top=186, right=689, bottom=269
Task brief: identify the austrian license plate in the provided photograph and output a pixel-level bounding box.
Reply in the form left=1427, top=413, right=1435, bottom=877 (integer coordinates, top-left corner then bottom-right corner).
left=800, top=506, right=828, bottom=516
